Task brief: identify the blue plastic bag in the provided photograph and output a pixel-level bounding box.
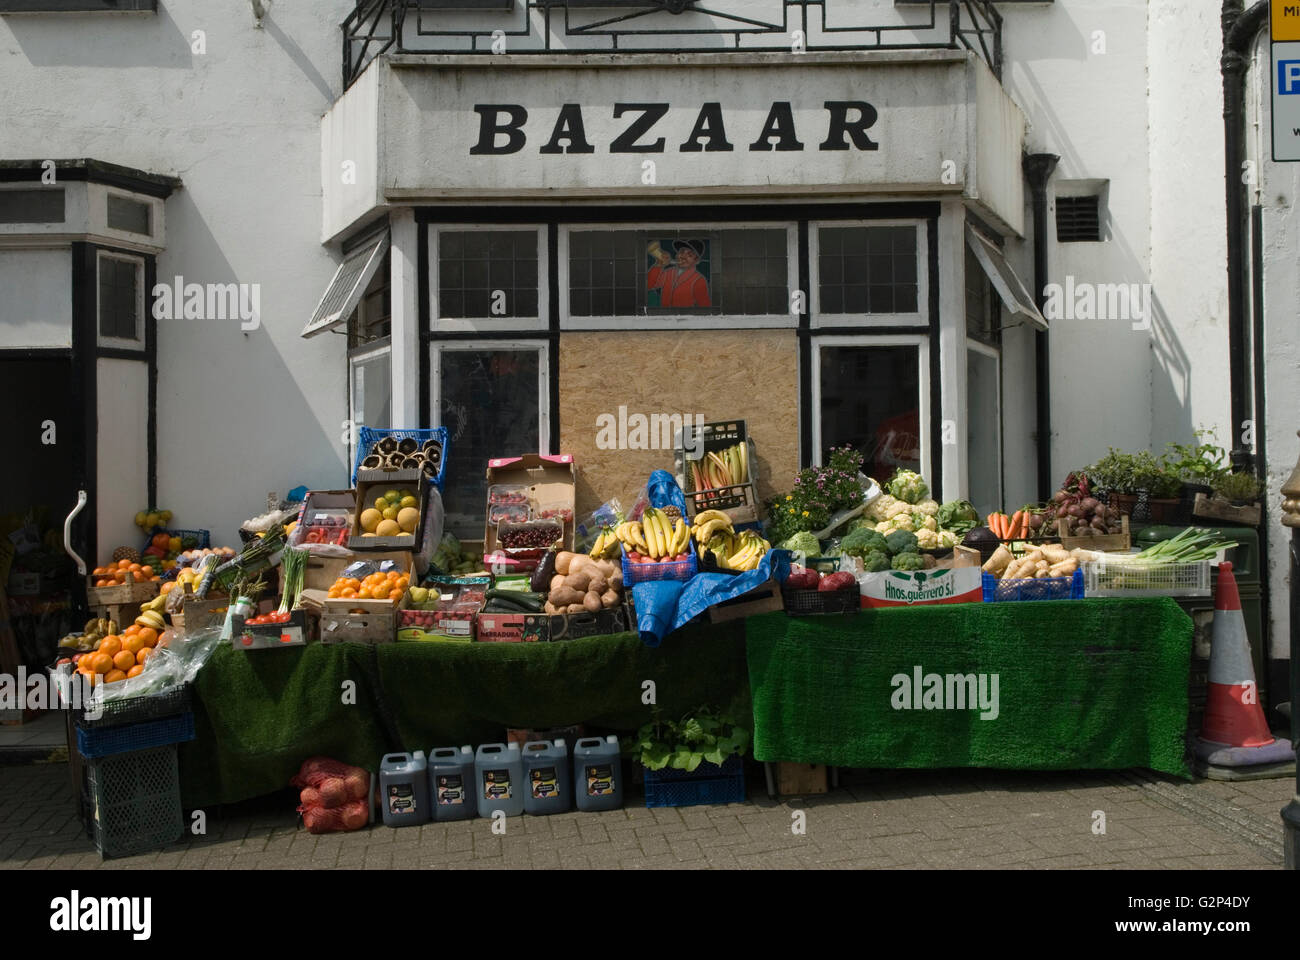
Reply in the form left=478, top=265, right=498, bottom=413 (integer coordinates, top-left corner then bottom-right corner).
left=631, top=550, right=791, bottom=647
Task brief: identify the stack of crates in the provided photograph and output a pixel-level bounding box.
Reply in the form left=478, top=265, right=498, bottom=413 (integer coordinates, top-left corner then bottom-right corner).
left=69, top=684, right=195, bottom=859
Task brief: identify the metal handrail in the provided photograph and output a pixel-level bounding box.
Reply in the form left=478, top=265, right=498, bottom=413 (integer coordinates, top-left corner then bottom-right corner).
left=342, top=0, right=1003, bottom=89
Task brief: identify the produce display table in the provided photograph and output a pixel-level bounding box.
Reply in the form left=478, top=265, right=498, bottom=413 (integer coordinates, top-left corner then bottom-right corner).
left=746, top=598, right=1195, bottom=779
left=179, top=621, right=748, bottom=808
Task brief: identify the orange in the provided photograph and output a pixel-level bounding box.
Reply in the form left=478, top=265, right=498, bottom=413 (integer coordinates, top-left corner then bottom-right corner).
left=94, top=579, right=110, bottom=588
left=327, top=586, right=342, bottom=599
left=98, top=636, right=122, bottom=658
left=113, top=650, right=136, bottom=672
left=341, top=588, right=357, bottom=599
left=124, top=635, right=146, bottom=656
left=89, top=652, right=114, bottom=675
left=137, top=627, right=158, bottom=648
left=123, top=624, right=140, bottom=637
left=92, top=566, right=107, bottom=576
left=387, top=571, right=399, bottom=581
left=137, top=647, right=154, bottom=664
left=127, top=665, right=144, bottom=679
left=118, top=558, right=132, bottom=570
left=161, top=582, right=175, bottom=595
left=129, top=562, right=142, bottom=573
left=356, top=588, right=372, bottom=600
left=140, top=565, right=154, bottom=578
left=104, top=669, right=127, bottom=684
left=150, top=576, right=161, bottom=582
left=156, top=636, right=170, bottom=649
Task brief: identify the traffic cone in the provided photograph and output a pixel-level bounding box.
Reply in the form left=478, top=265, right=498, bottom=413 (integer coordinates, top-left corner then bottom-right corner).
left=1193, top=562, right=1294, bottom=779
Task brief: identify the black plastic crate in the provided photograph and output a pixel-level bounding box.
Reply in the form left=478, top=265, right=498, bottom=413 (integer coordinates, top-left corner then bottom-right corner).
left=77, top=684, right=192, bottom=730
left=82, top=744, right=183, bottom=859
left=77, top=712, right=195, bottom=760
left=781, top=585, right=860, bottom=615
left=644, top=754, right=746, bottom=808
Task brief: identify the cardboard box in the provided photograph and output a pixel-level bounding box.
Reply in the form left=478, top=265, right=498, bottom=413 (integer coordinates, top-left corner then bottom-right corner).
left=231, top=609, right=314, bottom=650
left=289, top=489, right=356, bottom=549
left=857, top=567, right=983, bottom=608
left=483, top=454, right=577, bottom=557
left=349, top=469, right=427, bottom=551
left=707, top=575, right=784, bottom=623
left=547, top=603, right=633, bottom=641
left=475, top=612, right=549, bottom=643
left=300, top=550, right=412, bottom=610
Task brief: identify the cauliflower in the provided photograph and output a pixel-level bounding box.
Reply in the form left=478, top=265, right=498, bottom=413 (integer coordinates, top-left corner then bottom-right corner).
left=886, top=469, right=929, bottom=505
left=914, top=528, right=940, bottom=550
left=891, top=551, right=926, bottom=571
left=889, top=513, right=916, bottom=532
left=913, top=514, right=937, bottom=532
left=885, top=530, right=919, bottom=556
left=861, top=549, right=891, bottom=573
left=913, top=499, right=940, bottom=517
left=866, top=494, right=898, bottom=521
left=938, top=530, right=958, bottom=549
left=883, top=499, right=914, bottom=520
left=875, top=520, right=894, bottom=534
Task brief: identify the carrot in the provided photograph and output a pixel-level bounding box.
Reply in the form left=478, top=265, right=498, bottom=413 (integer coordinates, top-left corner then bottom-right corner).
left=986, top=513, right=996, bottom=530
left=1008, top=510, right=1024, bottom=540
left=992, top=513, right=1005, bottom=539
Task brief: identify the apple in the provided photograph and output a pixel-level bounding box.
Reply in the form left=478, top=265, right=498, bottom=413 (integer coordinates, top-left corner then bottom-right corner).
left=675, top=553, right=688, bottom=562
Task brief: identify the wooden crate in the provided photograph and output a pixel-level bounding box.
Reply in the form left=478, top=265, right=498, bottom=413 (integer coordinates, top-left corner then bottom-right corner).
left=320, top=610, right=399, bottom=644
left=707, top=575, right=783, bottom=623
left=86, top=573, right=159, bottom=607
left=775, top=762, right=828, bottom=797
left=1057, top=514, right=1130, bottom=553
left=1192, top=492, right=1261, bottom=527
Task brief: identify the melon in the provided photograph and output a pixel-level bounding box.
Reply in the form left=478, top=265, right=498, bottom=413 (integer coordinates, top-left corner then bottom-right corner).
left=375, top=519, right=400, bottom=537
left=359, top=508, right=382, bottom=533
left=397, top=507, right=420, bottom=533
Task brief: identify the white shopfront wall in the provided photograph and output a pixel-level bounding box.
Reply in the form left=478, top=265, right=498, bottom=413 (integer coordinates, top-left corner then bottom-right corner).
left=315, top=51, right=1037, bottom=529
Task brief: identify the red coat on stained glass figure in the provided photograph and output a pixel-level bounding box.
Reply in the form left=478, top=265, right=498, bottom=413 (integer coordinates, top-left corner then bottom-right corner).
left=647, top=240, right=711, bottom=308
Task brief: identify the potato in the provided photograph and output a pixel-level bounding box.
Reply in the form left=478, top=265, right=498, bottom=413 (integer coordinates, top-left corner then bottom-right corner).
left=582, top=592, right=602, bottom=613
left=566, top=603, right=586, bottom=614
left=600, top=589, right=620, bottom=609
left=550, top=574, right=567, bottom=593
left=563, top=570, right=593, bottom=593
left=569, top=555, right=596, bottom=573
left=594, top=559, right=617, bottom=578
left=543, top=601, right=560, bottom=615
left=587, top=576, right=608, bottom=596
left=549, top=587, right=585, bottom=607
left=555, top=551, right=576, bottom=576
left=608, top=571, right=623, bottom=591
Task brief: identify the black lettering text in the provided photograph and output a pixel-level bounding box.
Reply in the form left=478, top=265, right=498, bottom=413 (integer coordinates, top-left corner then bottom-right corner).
left=540, top=104, right=596, bottom=154
left=470, top=104, right=528, bottom=155
left=748, top=102, right=804, bottom=152
left=820, top=101, right=879, bottom=151
left=679, top=102, right=734, bottom=152
left=610, top=103, right=670, bottom=153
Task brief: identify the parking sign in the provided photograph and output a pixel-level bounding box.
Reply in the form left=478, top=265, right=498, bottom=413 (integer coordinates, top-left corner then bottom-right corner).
left=1273, top=2, right=1300, bottom=159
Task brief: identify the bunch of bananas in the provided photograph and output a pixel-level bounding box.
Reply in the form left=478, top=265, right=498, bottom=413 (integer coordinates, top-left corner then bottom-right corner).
left=696, top=509, right=772, bottom=571
left=587, top=526, right=623, bottom=560
left=688, top=443, right=749, bottom=499
left=615, top=508, right=693, bottom=563
left=135, top=601, right=166, bottom=632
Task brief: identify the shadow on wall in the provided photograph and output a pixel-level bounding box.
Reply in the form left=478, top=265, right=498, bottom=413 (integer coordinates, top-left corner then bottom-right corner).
left=156, top=188, right=348, bottom=545
left=5, top=4, right=194, bottom=69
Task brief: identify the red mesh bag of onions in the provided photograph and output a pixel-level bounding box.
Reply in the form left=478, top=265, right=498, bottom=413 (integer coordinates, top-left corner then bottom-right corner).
left=293, top=756, right=373, bottom=833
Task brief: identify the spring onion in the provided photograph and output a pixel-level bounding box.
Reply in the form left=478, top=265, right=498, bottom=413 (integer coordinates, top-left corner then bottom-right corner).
left=1125, top=527, right=1237, bottom=565
left=278, top=547, right=307, bottom=615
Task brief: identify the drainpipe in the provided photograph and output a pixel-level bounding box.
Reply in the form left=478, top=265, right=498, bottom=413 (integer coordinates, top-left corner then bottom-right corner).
left=1222, top=0, right=1268, bottom=472
left=1023, top=153, right=1059, bottom=500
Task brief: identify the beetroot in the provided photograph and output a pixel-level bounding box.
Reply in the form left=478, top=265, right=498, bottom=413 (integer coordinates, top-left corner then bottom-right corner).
left=818, top=572, right=857, bottom=592
left=784, top=569, right=821, bottom=589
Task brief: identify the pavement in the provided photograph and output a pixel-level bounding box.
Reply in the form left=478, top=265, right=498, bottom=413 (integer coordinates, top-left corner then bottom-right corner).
left=0, top=757, right=1292, bottom=870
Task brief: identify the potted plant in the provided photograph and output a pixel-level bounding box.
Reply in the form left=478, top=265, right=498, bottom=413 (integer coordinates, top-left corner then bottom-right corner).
left=1087, top=449, right=1142, bottom=516
left=1164, top=429, right=1231, bottom=502
left=1135, top=455, right=1183, bottom=523
left=623, top=704, right=750, bottom=808
left=1212, top=471, right=1264, bottom=506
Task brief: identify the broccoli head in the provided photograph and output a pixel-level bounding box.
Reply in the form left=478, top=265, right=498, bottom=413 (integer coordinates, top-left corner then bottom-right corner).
left=884, top=529, right=919, bottom=556
left=841, top=527, right=889, bottom=558
left=861, top=549, right=891, bottom=573
left=891, top=551, right=926, bottom=571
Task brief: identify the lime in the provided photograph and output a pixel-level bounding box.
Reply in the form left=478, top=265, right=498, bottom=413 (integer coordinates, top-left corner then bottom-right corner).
left=399, top=495, right=417, bottom=509
left=383, top=489, right=402, bottom=503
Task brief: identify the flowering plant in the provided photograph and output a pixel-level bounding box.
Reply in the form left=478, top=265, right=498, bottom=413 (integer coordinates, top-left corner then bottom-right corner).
left=765, top=447, right=866, bottom=543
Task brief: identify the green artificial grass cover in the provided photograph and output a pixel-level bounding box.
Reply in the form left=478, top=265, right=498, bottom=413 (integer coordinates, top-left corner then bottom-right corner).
left=745, top=598, right=1194, bottom=778
left=180, top=620, right=748, bottom=807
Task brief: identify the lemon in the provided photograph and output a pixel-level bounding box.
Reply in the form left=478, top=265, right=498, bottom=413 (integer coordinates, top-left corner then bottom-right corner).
left=134, top=511, right=147, bottom=527
left=383, top=489, right=402, bottom=504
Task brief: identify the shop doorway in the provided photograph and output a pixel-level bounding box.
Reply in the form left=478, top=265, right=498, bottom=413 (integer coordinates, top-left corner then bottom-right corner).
left=0, top=354, right=84, bottom=673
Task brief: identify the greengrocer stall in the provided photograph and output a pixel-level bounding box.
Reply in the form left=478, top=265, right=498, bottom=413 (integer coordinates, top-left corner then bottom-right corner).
left=51, top=423, right=1267, bottom=855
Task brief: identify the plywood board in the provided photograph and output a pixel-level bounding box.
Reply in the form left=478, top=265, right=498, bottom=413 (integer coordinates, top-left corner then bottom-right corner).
left=559, top=330, right=799, bottom=518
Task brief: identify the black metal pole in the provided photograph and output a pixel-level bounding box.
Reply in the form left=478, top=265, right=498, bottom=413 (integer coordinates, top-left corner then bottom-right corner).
left=1284, top=517, right=1300, bottom=869
left=1222, top=0, right=1268, bottom=472
left=1023, top=153, right=1059, bottom=500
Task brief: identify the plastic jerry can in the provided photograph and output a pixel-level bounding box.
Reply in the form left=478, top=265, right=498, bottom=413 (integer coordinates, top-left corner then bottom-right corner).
left=573, top=736, right=623, bottom=812
left=428, top=745, right=476, bottom=821
left=380, top=751, right=430, bottom=827
left=522, top=739, right=570, bottom=816
left=475, top=742, right=524, bottom=817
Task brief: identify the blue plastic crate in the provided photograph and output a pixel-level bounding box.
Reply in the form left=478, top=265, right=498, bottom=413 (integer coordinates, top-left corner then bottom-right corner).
left=982, top=568, right=1084, bottom=603
left=352, top=426, right=449, bottom=491
left=622, top=548, right=698, bottom=586
left=644, top=754, right=746, bottom=808
left=140, top=528, right=210, bottom=556
left=77, top=712, right=195, bottom=759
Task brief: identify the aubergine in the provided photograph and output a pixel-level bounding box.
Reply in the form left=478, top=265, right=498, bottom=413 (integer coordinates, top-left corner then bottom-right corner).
left=530, top=548, right=558, bottom=593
